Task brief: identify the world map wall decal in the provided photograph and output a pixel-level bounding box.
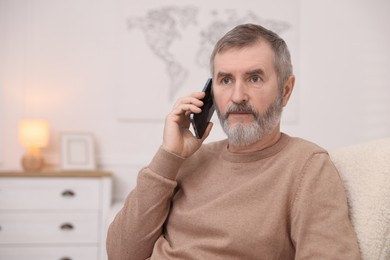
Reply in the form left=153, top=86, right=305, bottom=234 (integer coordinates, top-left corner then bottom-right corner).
left=127, top=6, right=291, bottom=101
left=117, top=1, right=299, bottom=122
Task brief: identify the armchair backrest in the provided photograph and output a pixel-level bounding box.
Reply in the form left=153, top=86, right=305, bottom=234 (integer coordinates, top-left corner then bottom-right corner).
left=330, top=138, right=390, bottom=260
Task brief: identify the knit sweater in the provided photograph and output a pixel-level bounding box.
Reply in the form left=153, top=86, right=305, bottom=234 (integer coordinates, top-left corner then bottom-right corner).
left=107, top=134, right=361, bottom=259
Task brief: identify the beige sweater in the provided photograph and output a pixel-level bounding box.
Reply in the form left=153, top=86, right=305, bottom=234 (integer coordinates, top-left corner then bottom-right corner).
left=107, top=134, right=361, bottom=259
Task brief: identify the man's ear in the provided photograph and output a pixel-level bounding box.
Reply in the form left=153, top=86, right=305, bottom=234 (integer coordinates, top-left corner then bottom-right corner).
left=282, top=75, right=295, bottom=107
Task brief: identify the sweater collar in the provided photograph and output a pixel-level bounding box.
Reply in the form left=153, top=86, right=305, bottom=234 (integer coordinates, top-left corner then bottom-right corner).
left=221, top=133, right=290, bottom=163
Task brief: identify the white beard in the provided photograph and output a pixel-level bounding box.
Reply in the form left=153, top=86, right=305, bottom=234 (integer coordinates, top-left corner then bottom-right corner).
left=216, top=95, right=283, bottom=147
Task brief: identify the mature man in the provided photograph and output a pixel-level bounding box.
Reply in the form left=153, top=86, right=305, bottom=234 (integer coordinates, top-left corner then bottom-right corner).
left=107, top=24, right=361, bottom=259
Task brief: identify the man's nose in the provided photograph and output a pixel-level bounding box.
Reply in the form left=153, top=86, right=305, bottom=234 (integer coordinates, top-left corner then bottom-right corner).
left=231, top=81, right=248, bottom=104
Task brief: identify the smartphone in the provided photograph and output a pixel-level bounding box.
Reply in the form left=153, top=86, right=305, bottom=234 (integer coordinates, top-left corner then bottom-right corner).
left=190, top=78, right=215, bottom=139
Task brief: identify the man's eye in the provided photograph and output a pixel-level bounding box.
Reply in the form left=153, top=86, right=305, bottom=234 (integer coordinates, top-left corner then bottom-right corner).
left=250, top=76, right=261, bottom=83
left=222, top=78, right=231, bottom=85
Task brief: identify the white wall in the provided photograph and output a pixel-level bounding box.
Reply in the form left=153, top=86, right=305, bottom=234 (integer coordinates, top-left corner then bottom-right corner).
left=290, top=0, right=390, bottom=148
left=1, top=0, right=389, bottom=201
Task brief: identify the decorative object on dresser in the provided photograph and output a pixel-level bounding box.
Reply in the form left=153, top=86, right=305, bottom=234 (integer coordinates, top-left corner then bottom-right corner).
left=0, top=171, right=112, bottom=260
left=18, top=119, right=49, bottom=172
left=61, top=133, right=96, bottom=171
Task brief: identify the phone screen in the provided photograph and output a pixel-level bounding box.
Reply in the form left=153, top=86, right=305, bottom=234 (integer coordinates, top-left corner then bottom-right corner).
left=190, top=78, right=215, bottom=139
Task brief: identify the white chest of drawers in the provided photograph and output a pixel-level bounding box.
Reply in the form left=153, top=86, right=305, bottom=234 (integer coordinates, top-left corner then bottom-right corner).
left=0, top=171, right=112, bottom=260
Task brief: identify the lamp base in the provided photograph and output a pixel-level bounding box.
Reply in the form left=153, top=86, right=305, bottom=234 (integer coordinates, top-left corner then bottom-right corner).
left=22, top=153, right=44, bottom=172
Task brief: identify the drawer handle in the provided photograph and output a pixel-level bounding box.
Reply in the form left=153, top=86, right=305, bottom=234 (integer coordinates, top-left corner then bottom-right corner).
left=61, top=190, right=75, bottom=197
left=59, top=258, right=72, bottom=260
left=60, top=223, right=74, bottom=231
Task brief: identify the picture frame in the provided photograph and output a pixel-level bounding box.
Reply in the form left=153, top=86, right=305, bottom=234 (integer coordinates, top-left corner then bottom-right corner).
left=60, top=132, right=96, bottom=170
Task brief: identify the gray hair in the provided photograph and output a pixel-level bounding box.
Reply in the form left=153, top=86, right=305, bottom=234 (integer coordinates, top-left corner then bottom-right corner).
left=210, top=23, right=293, bottom=91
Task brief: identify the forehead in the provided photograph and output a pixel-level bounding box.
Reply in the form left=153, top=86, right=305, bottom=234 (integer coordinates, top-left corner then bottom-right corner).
left=214, top=41, right=275, bottom=75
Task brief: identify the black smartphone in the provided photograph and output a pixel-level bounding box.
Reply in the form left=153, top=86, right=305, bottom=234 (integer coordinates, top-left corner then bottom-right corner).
left=190, top=78, right=215, bottom=139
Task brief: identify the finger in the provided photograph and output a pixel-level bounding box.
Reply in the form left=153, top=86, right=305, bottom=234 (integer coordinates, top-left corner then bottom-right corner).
left=174, top=98, right=204, bottom=110
left=184, top=110, right=193, bottom=117
left=171, top=103, right=202, bottom=117
left=189, top=91, right=206, bottom=99
left=174, top=92, right=205, bottom=107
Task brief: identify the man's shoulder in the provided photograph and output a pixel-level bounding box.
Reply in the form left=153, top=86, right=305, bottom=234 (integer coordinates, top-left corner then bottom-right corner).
left=284, top=134, right=328, bottom=156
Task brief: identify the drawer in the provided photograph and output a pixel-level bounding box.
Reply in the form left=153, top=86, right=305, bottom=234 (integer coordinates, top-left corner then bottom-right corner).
left=0, top=245, right=99, bottom=260
left=0, top=212, right=99, bottom=244
left=0, top=178, right=100, bottom=210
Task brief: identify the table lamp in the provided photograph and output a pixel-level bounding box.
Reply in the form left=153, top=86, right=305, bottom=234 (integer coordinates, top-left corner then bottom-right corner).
left=19, top=119, right=49, bottom=172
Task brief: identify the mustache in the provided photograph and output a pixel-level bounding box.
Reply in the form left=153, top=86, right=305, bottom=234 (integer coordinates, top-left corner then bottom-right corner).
left=224, top=103, right=259, bottom=118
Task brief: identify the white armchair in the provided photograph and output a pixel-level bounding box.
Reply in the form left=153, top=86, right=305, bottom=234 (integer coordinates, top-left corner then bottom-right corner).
left=330, top=138, right=390, bottom=260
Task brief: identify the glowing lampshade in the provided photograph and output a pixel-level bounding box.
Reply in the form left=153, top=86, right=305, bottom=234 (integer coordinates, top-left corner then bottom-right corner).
left=18, top=120, right=49, bottom=171
left=19, top=120, right=49, bottom=148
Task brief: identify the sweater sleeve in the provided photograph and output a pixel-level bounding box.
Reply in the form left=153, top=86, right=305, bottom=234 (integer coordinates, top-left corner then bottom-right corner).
left=291, top=152, right=361, bottom=259
left=106, top=147, right=185, bottom=260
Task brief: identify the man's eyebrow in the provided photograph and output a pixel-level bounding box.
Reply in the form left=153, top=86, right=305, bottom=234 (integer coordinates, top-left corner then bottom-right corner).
left=216, top=72, right=233, bottom=79
left=245, top=68, right=265, bottom=76
left=216, top=69, right=265, bottom=79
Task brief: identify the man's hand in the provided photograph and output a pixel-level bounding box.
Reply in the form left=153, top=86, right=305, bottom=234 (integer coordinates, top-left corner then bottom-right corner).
left=162, top=92, right=213, bottom=158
